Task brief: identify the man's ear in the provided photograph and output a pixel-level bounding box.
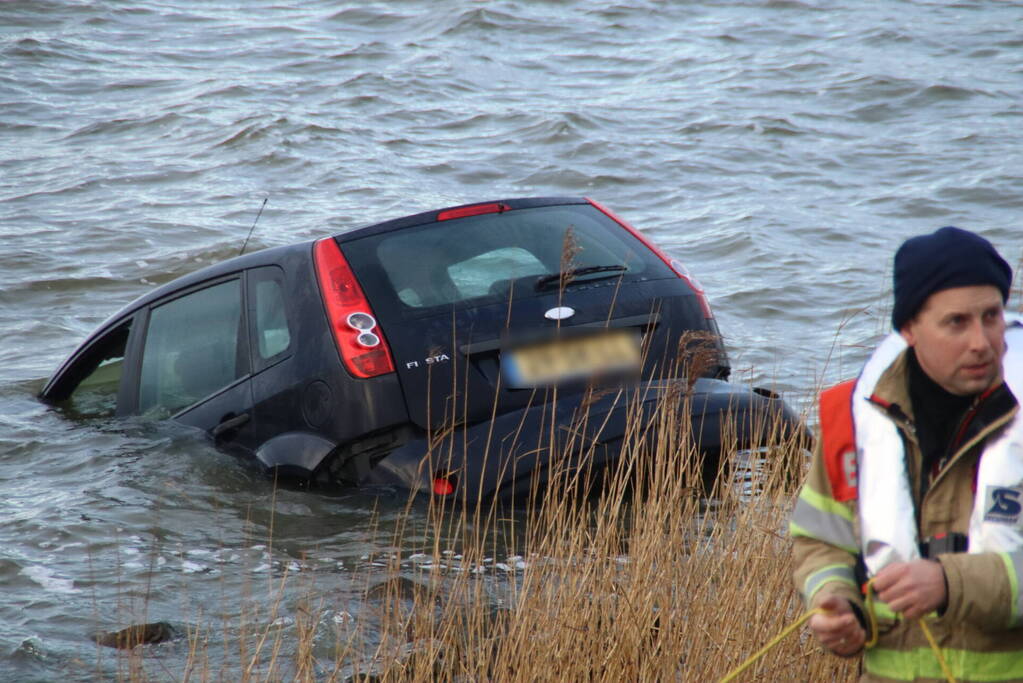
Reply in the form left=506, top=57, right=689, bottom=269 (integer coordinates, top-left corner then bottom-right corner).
left=900, top=323, right=915, bottom=347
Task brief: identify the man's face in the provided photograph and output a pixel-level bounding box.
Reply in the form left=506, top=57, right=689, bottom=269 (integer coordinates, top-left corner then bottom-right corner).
left=900, top=285, right=1006, bottom=396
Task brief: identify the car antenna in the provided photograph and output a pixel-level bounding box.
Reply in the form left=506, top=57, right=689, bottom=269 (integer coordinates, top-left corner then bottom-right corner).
left=239, top=197, right=268, bottom=256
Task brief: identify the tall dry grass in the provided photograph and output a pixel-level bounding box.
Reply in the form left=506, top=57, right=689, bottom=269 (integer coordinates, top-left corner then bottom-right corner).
left=367, top=380, right=858, bottom=682
left=106, top=368, right=859, bottom=682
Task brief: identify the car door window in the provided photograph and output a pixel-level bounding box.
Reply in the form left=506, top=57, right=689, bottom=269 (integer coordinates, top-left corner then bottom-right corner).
left=61, top=321, right=132, bottom=417
left=138, top=279, right=246, bottom=416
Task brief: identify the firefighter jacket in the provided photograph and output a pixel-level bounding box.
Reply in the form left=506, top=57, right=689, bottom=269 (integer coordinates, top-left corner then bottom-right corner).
left=790, top=324, right=1023, bottom=682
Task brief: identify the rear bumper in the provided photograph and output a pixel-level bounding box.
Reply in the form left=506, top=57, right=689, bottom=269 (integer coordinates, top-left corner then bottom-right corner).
left=362, top=378, right=806, bottom=501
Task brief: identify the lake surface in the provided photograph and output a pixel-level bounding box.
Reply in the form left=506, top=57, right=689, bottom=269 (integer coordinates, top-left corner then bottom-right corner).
left=1, top=0, right=1021, bottom=679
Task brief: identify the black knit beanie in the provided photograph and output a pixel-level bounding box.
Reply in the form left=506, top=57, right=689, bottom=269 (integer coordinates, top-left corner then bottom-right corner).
left=892, top=226, right=1012, bottom=331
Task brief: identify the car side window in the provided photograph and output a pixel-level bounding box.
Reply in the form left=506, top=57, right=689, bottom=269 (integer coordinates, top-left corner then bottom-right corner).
left=138, top=279, right=246, bottom=416
left=250, top=268, right=291, bottom=362
left=63, top=321, right=132, bottom=417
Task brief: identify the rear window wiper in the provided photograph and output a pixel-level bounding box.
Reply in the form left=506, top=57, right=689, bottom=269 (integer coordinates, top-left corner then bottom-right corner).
left=534, top=265, right=628, bottom=291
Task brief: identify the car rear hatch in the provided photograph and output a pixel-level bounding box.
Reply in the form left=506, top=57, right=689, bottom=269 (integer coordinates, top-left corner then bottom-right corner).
left=335, top=199, right=726, bottom=432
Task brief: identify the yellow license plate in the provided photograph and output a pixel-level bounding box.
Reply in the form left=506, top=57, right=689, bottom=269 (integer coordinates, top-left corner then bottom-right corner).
left=502, top=330, right=642, bottom=387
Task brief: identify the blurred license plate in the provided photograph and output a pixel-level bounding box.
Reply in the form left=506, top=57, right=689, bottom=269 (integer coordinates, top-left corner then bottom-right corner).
left=502, top=331, right=641, bottom=388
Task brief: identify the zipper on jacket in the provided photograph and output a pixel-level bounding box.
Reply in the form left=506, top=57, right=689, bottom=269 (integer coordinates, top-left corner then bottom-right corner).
left=932, top=410, right=1016, bottom=496
left=940, top=387, right=994, bottom=470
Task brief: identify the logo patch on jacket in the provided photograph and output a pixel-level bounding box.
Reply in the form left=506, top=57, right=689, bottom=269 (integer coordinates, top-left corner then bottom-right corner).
left=984, top=485, right=1023, bottom=524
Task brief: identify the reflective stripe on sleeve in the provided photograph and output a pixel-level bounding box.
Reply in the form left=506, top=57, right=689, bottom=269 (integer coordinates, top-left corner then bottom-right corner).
left=789, top=486, right=857, bottom=554
left=1000, top=551, right=1023, bottom=628
left=802, top=563, right=857, bottom=603
left=865, top=645, right=1023, bottom=681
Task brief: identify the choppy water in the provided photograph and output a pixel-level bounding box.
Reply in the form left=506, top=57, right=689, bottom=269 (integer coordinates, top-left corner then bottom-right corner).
left=2, top=0, right=1022, bottom=679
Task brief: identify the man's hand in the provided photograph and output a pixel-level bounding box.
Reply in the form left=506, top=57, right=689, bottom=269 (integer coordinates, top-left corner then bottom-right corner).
left=871, top=559, right=947, bottom=620
left=809, top=595, right=866, bottom=657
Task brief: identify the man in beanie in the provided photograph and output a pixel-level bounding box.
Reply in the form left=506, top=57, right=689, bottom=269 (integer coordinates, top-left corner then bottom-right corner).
left=790, top=227, right=1023, bottom=681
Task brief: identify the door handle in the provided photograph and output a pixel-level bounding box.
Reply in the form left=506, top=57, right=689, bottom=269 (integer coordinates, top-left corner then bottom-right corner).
left=212, top=412, right=250, bottom=438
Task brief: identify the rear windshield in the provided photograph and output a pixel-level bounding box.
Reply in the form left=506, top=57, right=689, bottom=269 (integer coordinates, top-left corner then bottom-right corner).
left=342, top=204, right=672, bottom=315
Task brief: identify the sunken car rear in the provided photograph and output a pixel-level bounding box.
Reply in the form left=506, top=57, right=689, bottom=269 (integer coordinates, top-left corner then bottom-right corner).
left=41, top=197, right=803, bottom=500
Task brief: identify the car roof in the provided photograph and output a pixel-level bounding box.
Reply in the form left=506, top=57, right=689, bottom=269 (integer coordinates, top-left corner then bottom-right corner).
left=131, top=197, right=587, bottom=308
left=62, top=196, right=592, bottom=356
left=331, top=196, right=587, bottom=243
left=95, top=242, right=307, bottom=332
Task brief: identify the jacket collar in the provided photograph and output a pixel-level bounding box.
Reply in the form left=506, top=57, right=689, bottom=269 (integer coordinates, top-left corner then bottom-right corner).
left=868, top=349, right=915, bottom=423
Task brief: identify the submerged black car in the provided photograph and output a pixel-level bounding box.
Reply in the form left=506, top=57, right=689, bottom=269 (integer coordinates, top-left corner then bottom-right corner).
left=41, top=197, right=801, bottom=500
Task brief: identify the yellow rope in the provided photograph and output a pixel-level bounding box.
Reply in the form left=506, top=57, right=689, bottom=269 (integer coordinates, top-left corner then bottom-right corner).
left=717, top=607, right=823, bottom=683
left=919, top=618, right=956, bottom=683
left=864, top=579, right=955, bottom=683
left=863, top=578, right=879, bottom=648
left=717, top=581, right=956, bottom=683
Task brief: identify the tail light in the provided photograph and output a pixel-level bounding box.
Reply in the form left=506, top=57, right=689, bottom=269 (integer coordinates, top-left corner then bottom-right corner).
left=432, top=472, right=456, bottom=496
left=313, top=237, right=395, bottom=378
left=587, top=198, right=714, bottom=319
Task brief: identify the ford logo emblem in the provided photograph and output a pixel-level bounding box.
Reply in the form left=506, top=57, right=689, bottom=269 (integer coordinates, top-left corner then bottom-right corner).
left=544, top=306, right=575, bottom=321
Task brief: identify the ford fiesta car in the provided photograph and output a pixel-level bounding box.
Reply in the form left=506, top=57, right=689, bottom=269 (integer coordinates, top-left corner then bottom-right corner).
left=41, top=197, right=802, bottom=500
